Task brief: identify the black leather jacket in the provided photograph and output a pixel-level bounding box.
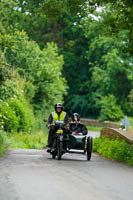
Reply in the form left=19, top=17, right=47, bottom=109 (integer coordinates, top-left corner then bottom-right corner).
left=69, top=122, right=88, bottom=135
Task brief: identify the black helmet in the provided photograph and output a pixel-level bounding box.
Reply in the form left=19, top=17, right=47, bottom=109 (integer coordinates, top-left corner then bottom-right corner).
left=71, top=113, right=80, bottom=121
left=55, top=103, right=63, bottom=111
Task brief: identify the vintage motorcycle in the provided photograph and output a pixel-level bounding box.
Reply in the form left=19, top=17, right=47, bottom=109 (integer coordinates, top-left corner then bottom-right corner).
left=48, top=121, right=93, bottom=161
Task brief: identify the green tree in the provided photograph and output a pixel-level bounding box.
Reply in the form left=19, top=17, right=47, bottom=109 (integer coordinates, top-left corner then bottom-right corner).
left=1, top=31, right=67, bottom=116
left=86, top=1, right=133, bottom=55
left=82, top=11, right=133, bottom=117
left=99, top=94, right=124, bottom=121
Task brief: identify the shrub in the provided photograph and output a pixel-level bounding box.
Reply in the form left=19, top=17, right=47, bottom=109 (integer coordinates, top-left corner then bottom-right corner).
left=8, top=98, right=36, bottom=133
left=0, top=97, right=36, bottom=133
left=99, top=94, right=124, bottom=121
left=0, top=101, right=19, bottom=132
left=0, top=131, right=9, bottom=156
left=93, top=136, right=133, bottom=165
left=0, top=80, right=19, bottom=100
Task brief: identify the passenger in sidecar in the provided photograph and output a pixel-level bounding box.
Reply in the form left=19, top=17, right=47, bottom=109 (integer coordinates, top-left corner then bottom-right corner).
left=69, top=113, right=87, bottom=135
left=68, top=113, right=87, bottom=150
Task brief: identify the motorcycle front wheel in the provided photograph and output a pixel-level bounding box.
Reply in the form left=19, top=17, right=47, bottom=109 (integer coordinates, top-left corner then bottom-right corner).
left=57, top=140, right=63, bottom=160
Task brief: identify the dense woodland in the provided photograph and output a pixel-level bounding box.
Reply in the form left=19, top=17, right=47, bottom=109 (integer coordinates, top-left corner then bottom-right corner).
left=0, top=0, right=133, bottom=133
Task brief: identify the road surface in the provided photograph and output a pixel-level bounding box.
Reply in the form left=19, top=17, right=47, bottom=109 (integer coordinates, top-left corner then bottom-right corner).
left=87, top=130, right=101, bottom=138
left=0, top=131, right=133, bottom=200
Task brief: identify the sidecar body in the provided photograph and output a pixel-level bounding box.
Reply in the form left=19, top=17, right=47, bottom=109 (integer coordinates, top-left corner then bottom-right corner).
left=68, top=133, right=86, bottom=150
left=67, top=132, right=93, bottom=161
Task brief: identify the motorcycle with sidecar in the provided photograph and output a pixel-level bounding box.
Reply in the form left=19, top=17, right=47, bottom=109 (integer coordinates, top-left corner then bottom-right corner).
left=48, top=121, right=93, bottom=160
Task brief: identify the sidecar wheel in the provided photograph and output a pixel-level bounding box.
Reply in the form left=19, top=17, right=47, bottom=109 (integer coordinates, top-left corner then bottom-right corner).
left=87, top=136, right=93, bottom=161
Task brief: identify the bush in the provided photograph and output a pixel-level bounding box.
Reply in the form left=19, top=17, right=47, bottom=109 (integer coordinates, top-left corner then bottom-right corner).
left=99, top=94, right=124, bottom=121
left=0, top=80, right=19, bottom=100
left=0, top=101, right=19, bottom=132
left=93, top=136, right=133, bottom=165
left=0, top=131, right=8, bottom=156
left=8, top=98, right=36, bottom=133
left=0, top=98, right=36, bottom=133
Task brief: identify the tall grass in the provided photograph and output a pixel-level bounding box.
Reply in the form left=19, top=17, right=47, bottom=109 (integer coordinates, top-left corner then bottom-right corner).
left=87, top=126, right=102, bottom=132
left=6, top=128, right=48, bottom=149
left=0, top=131, right=9, bottom=156
left=0, top=121, right=49, bottom=150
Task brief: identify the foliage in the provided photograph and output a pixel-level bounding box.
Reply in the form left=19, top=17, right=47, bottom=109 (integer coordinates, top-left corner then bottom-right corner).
left=99, top=94, right=124, bottom=121
left=0, top=101, right=19, bottom=132
left=0, top=0, right=89, bottom=117
left=82, top=13, right=133, bottom=117
left=0, top=131, right=9, bottom=156
left=93, top=136, right=133, bottom=165
left=6, top=130, right=48, bottom=149
left=7, top=98, right=36, bottom=133
left=0, top=71, right=24, bottom=101
left=0, top=26, right=67, bottom=134
left=0, top=67, right=36, bottom=133
left=0, top=98, right=35, bottom=133
left=0, top=53, right=12, bottom=84
left=1, top=31, right=67, bottom=115
left=0, top=0, right=133, bottom=134
left=89, top=0, right=133, bottom=55
left=128, top=90, right=133, bottom=113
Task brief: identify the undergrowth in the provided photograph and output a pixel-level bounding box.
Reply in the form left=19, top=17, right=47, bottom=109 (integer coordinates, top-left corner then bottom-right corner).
left=0, top=131, right=9, bottom=156
left=5, top=130, right=48, bottom=149
left=93, top=136, right=133, bottom=166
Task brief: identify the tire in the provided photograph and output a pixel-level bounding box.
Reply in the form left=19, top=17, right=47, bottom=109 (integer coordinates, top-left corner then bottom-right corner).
left=52, top=138, right=57, bottom=159
left=87, top=136, right=93, bottom=161
left=57, top=140, right=63, bottom=160
left=52, top=153, right=56, bottom=159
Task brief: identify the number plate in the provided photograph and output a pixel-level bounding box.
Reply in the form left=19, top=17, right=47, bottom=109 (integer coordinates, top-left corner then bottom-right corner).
left=57, top=129, right=63, bottom=134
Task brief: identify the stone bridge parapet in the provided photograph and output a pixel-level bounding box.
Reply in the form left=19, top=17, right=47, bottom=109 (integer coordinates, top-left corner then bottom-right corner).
left=80, top=118, right=119, bottom=129
left=101, top=127, right=133, bottom=144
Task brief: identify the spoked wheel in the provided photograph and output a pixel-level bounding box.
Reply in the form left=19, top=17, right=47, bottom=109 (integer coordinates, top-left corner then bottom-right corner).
left=87, top=136, right=93, bottom=161
left=51, top=138, right=57, bottom=159
left=57, top=141, right=63, bottom=160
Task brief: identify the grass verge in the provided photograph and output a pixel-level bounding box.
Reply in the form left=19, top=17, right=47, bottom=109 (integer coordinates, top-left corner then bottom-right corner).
left=0, top=131, right=9, bottom=157
left=87, top=126, right=102, bottom=132
left=5, top=130, right=48, bottom=149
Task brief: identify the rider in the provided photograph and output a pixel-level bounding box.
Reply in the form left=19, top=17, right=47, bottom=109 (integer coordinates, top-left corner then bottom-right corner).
left=69, top=113, right=87, bottom=135
left=47, top=103, right=69, bottom=151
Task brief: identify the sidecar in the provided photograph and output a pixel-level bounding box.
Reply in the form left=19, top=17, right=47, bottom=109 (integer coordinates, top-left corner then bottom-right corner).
left=67, top=132, right=93, bottom=161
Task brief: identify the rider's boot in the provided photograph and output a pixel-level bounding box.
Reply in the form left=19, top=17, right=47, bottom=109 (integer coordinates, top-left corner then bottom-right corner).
left=46, top=143, right=52, bottom=153
left=47, top=148, right=51, bottom=153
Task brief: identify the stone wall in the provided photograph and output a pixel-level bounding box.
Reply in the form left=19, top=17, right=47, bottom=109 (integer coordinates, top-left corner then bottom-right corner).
left=80, top=118, right=120, bottom=129
left=101, top=127, right=133, bottom=144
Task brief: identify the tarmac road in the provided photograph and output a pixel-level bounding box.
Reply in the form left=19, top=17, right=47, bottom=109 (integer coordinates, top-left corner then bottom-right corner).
left=0, top=131, right=133, bottom=200
left=87, top=130, right=101, bottom=138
